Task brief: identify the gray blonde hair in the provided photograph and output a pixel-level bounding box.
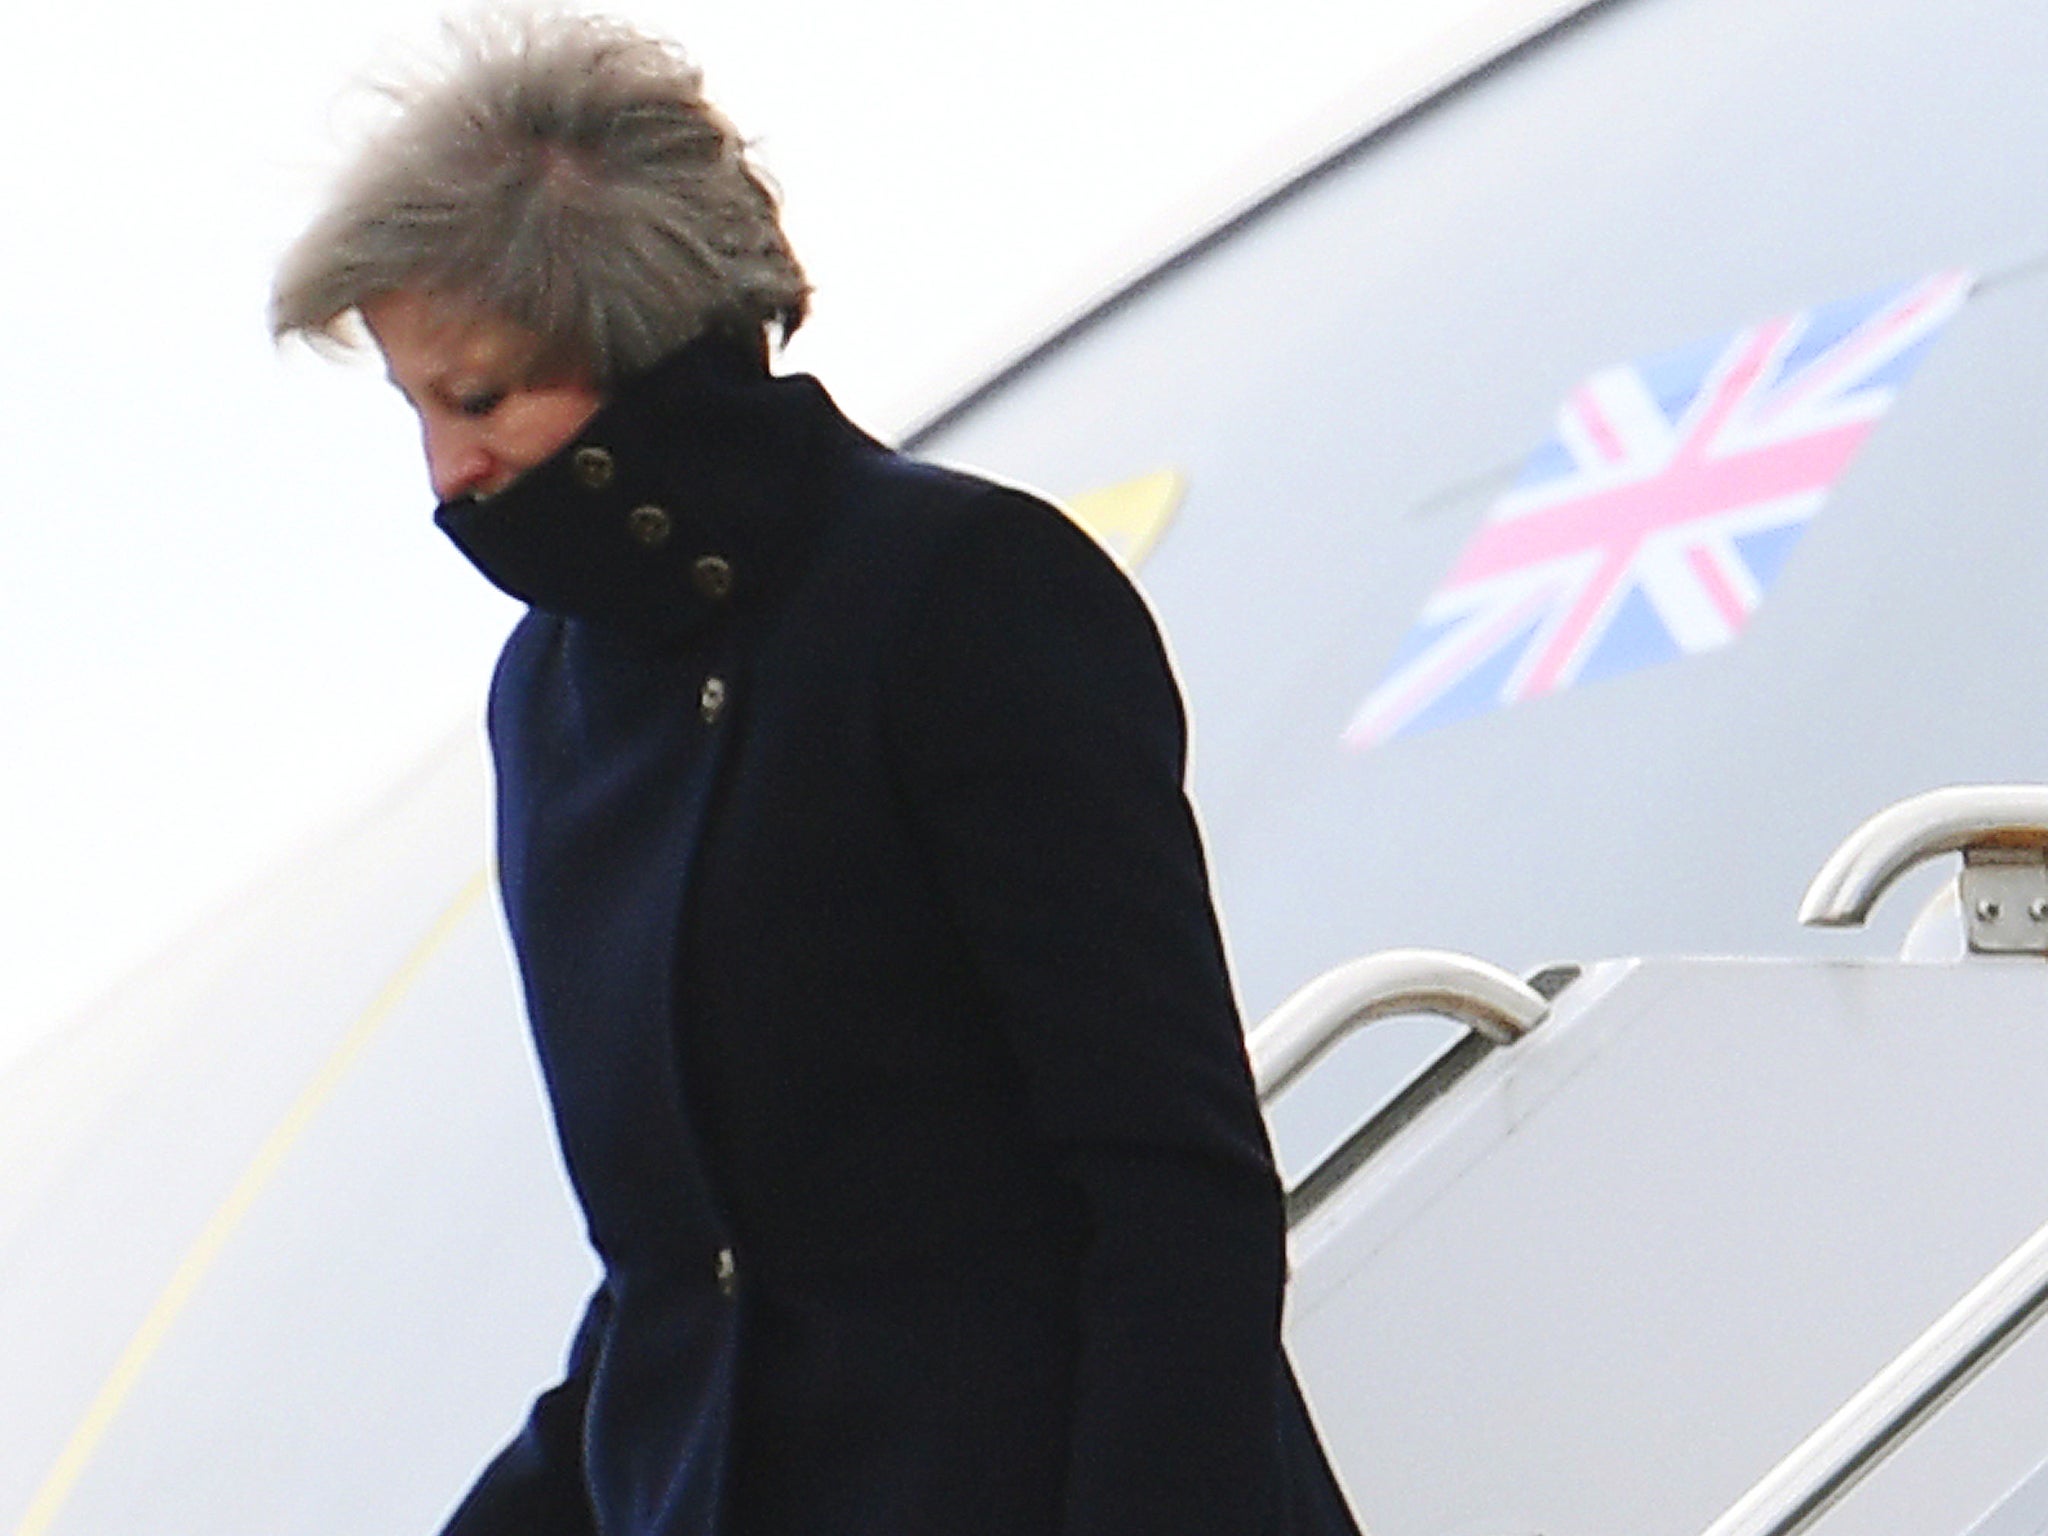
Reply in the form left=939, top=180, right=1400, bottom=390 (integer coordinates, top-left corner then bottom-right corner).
left=271, top=11, right=809, bottom=386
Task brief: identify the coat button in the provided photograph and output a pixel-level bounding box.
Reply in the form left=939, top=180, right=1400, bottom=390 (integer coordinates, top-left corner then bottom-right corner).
left=715, top=1247, right=738, bottom=1297
left=572, top=445, right=615, bottom=490
left=692, top=554, right=734, bottom=601
left=627, top=504, right=672, bottom=547
left=699, top=675, right=728, bottom=724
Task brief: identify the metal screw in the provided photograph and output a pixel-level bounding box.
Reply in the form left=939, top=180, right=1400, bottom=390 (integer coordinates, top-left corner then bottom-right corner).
left=2030, top=898, right=2048, bottom=923
left=1976, top=898, right=2004, bottom=924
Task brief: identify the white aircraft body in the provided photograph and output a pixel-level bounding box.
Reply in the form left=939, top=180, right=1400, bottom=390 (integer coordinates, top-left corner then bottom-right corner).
left=6, top=0, right=2048, bottom=1530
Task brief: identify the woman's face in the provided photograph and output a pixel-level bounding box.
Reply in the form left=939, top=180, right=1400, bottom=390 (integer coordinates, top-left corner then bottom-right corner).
left=362, top=291, right=604, bottom=502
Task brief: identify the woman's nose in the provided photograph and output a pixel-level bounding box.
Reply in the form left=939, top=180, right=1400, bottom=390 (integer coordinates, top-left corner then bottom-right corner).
left=424, top=420, right=496, bottom=502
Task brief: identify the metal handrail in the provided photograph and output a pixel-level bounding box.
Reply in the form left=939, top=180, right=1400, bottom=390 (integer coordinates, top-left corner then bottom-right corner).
left=1697, top=1212, right=2048, bottom=1536
left=1799, top=785, right=2048, bottom=929
left=1250, top=948, right=1548, bottom=1103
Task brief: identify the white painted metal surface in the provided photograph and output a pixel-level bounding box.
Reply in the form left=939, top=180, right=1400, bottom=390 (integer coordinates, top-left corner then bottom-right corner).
left=1768, top=1289, right=2048, bottom=1535
left=1700, top=1216, right=2048, bottom=1536
left=1283, top=957, right=2048, bottom=1536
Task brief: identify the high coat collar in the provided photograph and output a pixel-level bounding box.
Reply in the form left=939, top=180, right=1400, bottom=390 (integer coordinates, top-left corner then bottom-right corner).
left=436, top=336, right=851, bottom=646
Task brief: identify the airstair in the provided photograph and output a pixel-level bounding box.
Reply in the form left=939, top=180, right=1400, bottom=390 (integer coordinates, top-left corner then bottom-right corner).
left=1268, top=788, right=2048, bottom=1536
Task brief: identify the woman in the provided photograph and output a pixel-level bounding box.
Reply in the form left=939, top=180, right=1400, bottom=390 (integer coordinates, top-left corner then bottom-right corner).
left=273, top=15, right=1361, bottom=1536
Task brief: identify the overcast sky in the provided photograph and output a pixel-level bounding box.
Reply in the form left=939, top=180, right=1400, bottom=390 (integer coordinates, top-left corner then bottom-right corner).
left=0, top=0, right=1519, bottom=1065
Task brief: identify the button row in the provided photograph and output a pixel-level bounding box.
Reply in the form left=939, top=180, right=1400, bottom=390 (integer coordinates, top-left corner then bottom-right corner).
left=570, top=446, right=735, bottom=601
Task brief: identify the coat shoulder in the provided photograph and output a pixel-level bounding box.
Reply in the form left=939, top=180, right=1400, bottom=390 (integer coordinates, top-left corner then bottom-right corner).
left=839, top=449, right=1121, bottom=577
left=833, top=450, right=1162, bottom=659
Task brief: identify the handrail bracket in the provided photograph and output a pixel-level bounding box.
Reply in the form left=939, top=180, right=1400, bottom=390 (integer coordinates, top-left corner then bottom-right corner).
left=1959, top=848, right=2048, bottom=955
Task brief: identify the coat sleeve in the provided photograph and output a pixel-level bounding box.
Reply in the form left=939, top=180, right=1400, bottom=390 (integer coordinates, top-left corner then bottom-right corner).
left=882, top=488, right=1292, bottom=1536
left=437, top=1284, right=608, bottom=1536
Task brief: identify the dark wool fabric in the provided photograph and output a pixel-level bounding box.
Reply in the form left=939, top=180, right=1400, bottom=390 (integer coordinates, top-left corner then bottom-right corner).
left=433, top=338, right=1362, bottom=1536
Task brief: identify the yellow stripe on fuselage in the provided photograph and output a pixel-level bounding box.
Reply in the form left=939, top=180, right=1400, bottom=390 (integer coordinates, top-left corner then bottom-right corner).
left=1062, top=468, right=1186, bottom=568
left=13, top=868, right=491, bottom=1536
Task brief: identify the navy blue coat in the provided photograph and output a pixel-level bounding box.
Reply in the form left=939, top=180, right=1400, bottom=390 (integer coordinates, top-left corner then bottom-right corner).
left=432, top=339, right=1360, bottom=1536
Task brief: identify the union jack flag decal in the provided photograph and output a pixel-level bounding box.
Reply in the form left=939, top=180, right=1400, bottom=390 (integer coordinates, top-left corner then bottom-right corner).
left=1344, top=270, right=1972, bottom=750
